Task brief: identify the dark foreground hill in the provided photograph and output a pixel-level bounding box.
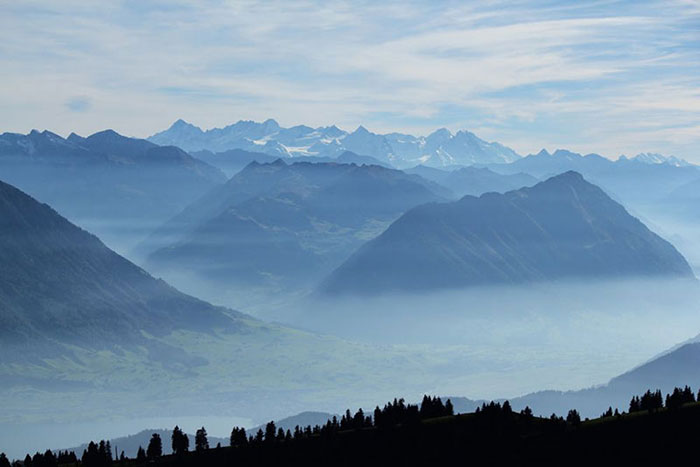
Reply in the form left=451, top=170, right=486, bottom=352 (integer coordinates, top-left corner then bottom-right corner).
left=321, top=171, right=694, bottom=295
left=31, top=392, right=700, bottom=467
left=0, top=178, right=240, bottom=356
left=63, top=412, right=335, bottom=458
left=0, top=129, right=225, bottom=252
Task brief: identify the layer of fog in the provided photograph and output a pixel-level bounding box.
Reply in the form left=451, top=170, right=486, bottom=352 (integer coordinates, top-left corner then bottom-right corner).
left=146, top=271, right=700, bottom=401
left=272, top=277, right=700, bottom=394
left=3, top=277, right=699, bottom=459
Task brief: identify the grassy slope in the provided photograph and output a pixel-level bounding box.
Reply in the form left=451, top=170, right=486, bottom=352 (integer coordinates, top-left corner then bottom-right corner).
left=0, top=321, right=478, bottom=425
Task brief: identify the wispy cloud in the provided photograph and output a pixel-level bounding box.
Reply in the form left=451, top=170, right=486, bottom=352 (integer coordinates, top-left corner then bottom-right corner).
left=1, top=0, right=698, bottom=160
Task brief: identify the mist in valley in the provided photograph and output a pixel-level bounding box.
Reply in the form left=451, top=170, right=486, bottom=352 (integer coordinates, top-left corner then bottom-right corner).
left=3, top=275, right=700, bottom=459
left=2, top=1, right=700, bottom=463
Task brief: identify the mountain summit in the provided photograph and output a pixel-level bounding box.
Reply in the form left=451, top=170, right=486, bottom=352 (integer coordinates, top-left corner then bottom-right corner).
left=0, top=129, right=225, bottom=252
left=148, top=120, right=521, bottom=168
left=320, top=171, right=694, bottom=295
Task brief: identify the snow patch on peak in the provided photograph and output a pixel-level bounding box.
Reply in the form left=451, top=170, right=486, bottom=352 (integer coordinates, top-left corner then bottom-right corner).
left=633, top=152, right=690, bottom=167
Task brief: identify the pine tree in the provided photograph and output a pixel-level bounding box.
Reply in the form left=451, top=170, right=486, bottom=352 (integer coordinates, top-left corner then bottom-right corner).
left=43, top=450, right=57, bottom=467
left=136, top=447, right=146, bottom=462
left=566, top=409, right=581, bottom=427
left=264, top=422, right=276, bottom=443
left=230, top=427, right=248, bottom=448
left=502, top=401, right=513, bottom=415
left=172, top=426, right=189, bottom=455
left=353, top=408, right=365, bottom=429
left=147, top=433, right=162, bottom=458
left=445, top=399, right=454, bottom=416
left=373, top=406, right=382, bottom=427
left=629, top=395, right=641, bottom=413
left=0, top=453, right=10, bottom=467
left=195, top=427, right=209, bottom=451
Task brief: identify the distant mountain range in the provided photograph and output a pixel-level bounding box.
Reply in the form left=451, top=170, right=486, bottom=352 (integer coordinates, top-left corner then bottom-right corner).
left=191, top=148, right=390, bottom=177
left=148, top=119, right=522, bottom=168
left=622, top=152, right=691, bottom=167
left=0, top=178, right=242, bottom=362
left=405, top=165, right=539, bottom=198
left=139, top=160, right=448, bottom=291
left=0, top=129, right=225, bottom=253
left=320, top=171, right=694, bottom=295
left=486, top=148, right=699, bottom=206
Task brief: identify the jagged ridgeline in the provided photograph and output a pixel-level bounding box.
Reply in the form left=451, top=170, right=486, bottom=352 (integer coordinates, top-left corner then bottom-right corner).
left=0, top=129, right=226, bottom=252
left=149, top=119, right=522, bottom=168
left=139, top=159, right=449, bottom=288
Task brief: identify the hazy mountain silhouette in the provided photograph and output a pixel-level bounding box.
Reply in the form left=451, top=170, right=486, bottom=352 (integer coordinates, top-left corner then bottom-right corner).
left=657, top=177, right=700, bottom=224
left=406, top=165, right=538, bottom=197
left=191, top=148, right=281, bottom=176
left=321, top=171, right=694, bottom=295
left=488, top=148, right=700, bottom=206
left=507, top=334, right=700, bottom=418
left=141, top=160, right=447, bottom=288
left=149, top=119, right=521, bottom=168
left=191, top=148, right=390, bottom=177
left=0, top=179, right=242, bottom=359
left=0, top=129, right=225, bottom=253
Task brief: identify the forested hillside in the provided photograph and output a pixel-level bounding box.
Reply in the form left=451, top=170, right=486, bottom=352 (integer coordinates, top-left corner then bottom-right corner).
left=8, top=389, right=700, bottom=467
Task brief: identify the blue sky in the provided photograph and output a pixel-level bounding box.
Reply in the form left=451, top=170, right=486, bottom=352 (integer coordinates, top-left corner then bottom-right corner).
left=1, top=0, right=699, bottom=160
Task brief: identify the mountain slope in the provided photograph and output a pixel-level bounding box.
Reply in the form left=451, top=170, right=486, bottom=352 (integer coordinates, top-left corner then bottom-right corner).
left=0, top=130, right=225, bottom=253
left=508, top=335, right=700, bottom=419
left=0, top=179, right=238, bottom=353
left=320, top=171, right=693, bottom=295
left=141, top=160, right=447, bottom=290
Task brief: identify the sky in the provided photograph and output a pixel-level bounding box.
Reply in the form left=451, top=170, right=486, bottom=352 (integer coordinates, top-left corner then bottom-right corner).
left=1, top=0, right=699, bottom=160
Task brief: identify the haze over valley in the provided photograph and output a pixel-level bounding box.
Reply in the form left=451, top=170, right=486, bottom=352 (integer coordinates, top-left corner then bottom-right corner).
left=2, top=1, right=700, bottom=464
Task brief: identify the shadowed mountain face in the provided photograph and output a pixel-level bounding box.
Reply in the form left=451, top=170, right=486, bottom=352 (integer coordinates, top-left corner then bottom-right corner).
left=320, top=171, right=694, bottom=295
left=0, top=179, right=239, bottom=355
left=141, top=160, right=447, bottom=289
left=0, top=129, right=225, bottom=253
